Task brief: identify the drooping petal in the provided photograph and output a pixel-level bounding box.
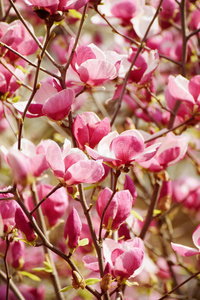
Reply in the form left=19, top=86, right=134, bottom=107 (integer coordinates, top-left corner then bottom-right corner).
left=42, top=89, right=74, bottom=120
left=64, top=160, right=104, bottom=185
left=46, top=141, right=65, bottom=178
left=171, top=242, right=199, bottom=257
left=192, top=225, right=200, bottom=251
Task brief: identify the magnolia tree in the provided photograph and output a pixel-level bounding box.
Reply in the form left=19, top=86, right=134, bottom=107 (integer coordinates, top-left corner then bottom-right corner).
left=0, top=0, right=200, bottom=299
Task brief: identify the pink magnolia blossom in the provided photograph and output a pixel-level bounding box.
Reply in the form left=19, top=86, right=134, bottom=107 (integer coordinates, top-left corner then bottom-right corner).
left=45, top=138, right=105, bottom=185
left=1, top=139, right=49, bottom=185
left=0, top=20, right=40, bottom=63
left=165, top=75, right=200, bottom=118
left=14, top=83, right=74, bottom=120
left=128, top=48, right=159, bottom=85
left=64, top=207, right=82, bottom=249
left=172, top=176, right=200, bottom=210
left=26, top=183, right=69, bottom=227
left=131, top=0, right=159, bottom=39
left=96, top=188, right=133, bottom=231
left=71, top=42, right=127, bottom=86
left=73, top=112, right=111, bottom=151
left=124, top=174, right=137, bottom=201
left=171, top=224, right=200, bottom=257
left=0, top=61, right=24, bottom=96
left=139, top=132, right=188, bottom=172
left=15, top=207, right=36, bottom=242
left=0, top=197, right=18, bottom=233
left=86, top=129, right=160, bottom=168
left=24, top=0, right=90, bottom=14
left=83, top=237, right=145, bottom=281
left=11, top=237, right=25, bottom=269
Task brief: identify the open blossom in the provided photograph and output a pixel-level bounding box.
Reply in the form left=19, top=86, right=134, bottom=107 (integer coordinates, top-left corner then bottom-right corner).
left=83, top=237, right=145, bottom=281
left=165, top=75, right=200, bottom=119
left=0, top=20, right=40, bottom=64
left=172, top=177, right=200, bottom=210
left=64, top=207, right=82, bottom=249
left=171, top=224, right=200, bottom=257
left=139, top=132, right=188, bottom=172
left=96, top=188, right=133, bottom=231
left=24, top=0, right=90, bottom=14
left=0, top=61, right=24, bottom=96
left=86, top=129, right=160, bottom=168
left=73, top=112, right=111, bottom=151
left=1, top=139, right=49, bottom=185
left=45, top=138, right=105, bottom=185
left=14, top=83, right=75, bottom=120
left=71, top=42, right=127, bottom=86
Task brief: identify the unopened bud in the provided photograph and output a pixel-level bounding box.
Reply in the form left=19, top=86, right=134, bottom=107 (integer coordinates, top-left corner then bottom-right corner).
left=72, top=271, right=85, bottom=290
left=100, top=273, right=112, bottom=292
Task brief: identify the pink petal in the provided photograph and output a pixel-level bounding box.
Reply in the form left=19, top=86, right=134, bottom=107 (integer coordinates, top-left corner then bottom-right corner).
left=82, top=255, right=99, bottom=272
left=113, top=248, right=144, bottom=279
left=64, top=207, right=82, bottom=248
left=46, top=141, right=65, bottom=178
left=171, top=242, right=199, bottom=257
left=78, top=60, right=117, bottom=86
left=111, top=190, right=133, bottom=230
left=110, top=135, right=144, bottom=163
left=168, top=75, right=195, bottom=104
left=192, top=224, right=200, bottom=250
left=64, top=160, right=104, bottom=185
left=42, top=89, right=74, bottom=120
left=96, top=188, right=118, bottom=228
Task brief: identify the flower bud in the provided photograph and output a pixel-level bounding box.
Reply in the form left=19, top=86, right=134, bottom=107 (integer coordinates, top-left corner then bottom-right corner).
left=72, top=271, right=85, bottom=290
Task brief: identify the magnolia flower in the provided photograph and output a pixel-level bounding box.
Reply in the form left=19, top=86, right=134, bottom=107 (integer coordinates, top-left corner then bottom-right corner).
left=172, top=177, right=200, bottom=210
left=86, top=129, right=160, bottom=168
left=0, top=197, right=18, bottom=234
left=83, top=237, right=145, bottom=281
left=171, top=225, right=200, bottom=257
left=96, top=188, right=133, bottom=231
left=45, top=139, right=105, bottom=185
left=0, top=20, right=41, bottom=65
left=139, top=132, right=188, bottom=172
left=64, top=207, right=82, bottom=249
left=71, top=42, right=127, bottom=86
left=73, top=112, right=111, bottom=151
left=24, top=0, right=90, bottom=14
left=165, top=75, right=200, bottom=118
left=14, top=83, right=75, bottom=120
left=15, top=207, right=36, bottom=242
left=0, top=61, right=24, bottom=96
left=1, top=139, right=49, bottom=186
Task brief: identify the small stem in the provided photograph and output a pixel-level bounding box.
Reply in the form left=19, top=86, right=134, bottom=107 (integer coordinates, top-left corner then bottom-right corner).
left=30, top=183, right=63, bottom=215
left=139, top=176, right=162, bottom=240
left=31, top=182, right=64, bottom=300
left=158, top=270, right=200, bottom=300
left=0, top=42, right=60, bottom=80
left=0, top=270, right=25, bottom=300
left=64, top=3, right=88, bottom=72
left=4, top=237, right=11, bottom=300
left=167, top=0, right=188, bottom=129
left=17, top=22, right=52, bottom=150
